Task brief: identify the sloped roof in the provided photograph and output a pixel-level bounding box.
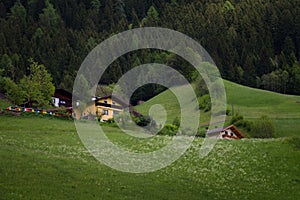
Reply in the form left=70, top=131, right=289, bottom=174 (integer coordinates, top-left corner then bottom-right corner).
left=207, top=124, right=244, bottom=139
left=207, top=127, right=224, bottom=134
left=223, top=125, right=244, bottom=138
left=96, top=95, right=129, bottom=107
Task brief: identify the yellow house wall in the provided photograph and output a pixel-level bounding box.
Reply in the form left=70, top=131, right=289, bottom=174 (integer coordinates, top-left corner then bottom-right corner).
left=84, top=102, right=96, bottom=116
left=97, top=106, right=122, bottom=121
left=73, top=107, right=80, bottom=119
left=73, top=102, right=96, bottom=120
left=96, top=97, right=123, bottom=121
left=73, top=97, right=124, bottom=120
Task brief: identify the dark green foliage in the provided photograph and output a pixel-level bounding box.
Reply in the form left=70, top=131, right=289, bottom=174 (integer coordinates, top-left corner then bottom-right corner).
left=192, top=73, right=209, bottom=97
left=231, top=114, right=275, bottom=138
left=198, top=94, right=211, bottom=112
left=230, top=114, right=252, bottom=132
left=0, top=58, right=55, bottom=108
left=0, top=0, right=299, bottom=96
left=2, top=77, right=23, bottom=105
left=251, top=116, right=275, bottom=138
left=106, top=117, right=115, bottom=124
left=132, top=114, right=151, bottom=127
left=19, top=59, right=55, bottom=108
left=157, top=124, right=178, bottom=136
left=230, top=114, right=244, bottom=126
left=196, top=127, right=207, bottom=138
left=54, top=108, right=73, bottom=120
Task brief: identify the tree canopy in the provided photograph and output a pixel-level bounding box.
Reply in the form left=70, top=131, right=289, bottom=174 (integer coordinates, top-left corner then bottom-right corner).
left=0, top=0, right=299, bottom=98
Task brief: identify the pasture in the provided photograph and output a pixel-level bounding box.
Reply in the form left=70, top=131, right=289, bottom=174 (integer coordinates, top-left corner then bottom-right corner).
left=0, top=115, right=299, bottom=199
left=136, top=80, right=300, bottom=137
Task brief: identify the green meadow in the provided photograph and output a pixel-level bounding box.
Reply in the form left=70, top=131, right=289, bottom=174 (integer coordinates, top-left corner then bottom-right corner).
left=1, top=80, right=300, bottom=199
left=136, top=80, right=300, bottom=137
left=0, top=116, right=299, bottom=199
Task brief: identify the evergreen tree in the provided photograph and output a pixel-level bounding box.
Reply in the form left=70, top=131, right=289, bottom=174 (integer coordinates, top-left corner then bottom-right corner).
left=39, top=0, right=62, bottom=30
left=19, top=59, right=55, bottom=108
left=9, top=0, right=27, bottom=27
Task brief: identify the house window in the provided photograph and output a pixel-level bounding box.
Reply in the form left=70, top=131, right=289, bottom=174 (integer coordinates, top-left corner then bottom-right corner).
left=104, top=100, right=107, bottom=104
left=102, top=110, right=109, bottom=115
left=60, top=100, right=66, bottom=105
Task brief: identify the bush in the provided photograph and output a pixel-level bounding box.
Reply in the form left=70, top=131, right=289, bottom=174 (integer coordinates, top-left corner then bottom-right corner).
left=196, top=128, right=207, bottom=137
left=198, top=94, right=211, bottom=112
left=251, top=116, right=275, bottom=138
left=230, top=114, right=275, bottom=138
left=132, top=114, right=151, bottom=127
left=55, top=108, right=73, bottom=120
left=106, top=118, right=115, bottom=124
left=157, top=124, right=178, bottom=136
left=230, top=114, right=244, bottom=125
left=230, top=114, right=252, bottom=131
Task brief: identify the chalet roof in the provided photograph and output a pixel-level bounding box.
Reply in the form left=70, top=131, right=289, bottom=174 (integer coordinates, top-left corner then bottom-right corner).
left=95, top=95, right=129, bottom=107
left=54, top=89, right=72, bottom=99
left=207, top=127, right=224, bottom=134
left=207, top=124, right=244, bottom=138
left=224, top=125, right=244, bottom=138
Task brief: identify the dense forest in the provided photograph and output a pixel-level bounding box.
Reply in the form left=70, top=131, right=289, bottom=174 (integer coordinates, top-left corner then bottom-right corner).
left=0, top=0, right=299, bottom=98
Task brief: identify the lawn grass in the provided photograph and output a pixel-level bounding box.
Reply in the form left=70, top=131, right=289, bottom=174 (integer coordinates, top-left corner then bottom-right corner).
left=135, top=80, right=300, bottom=137
left=0, top=116, right=300, bottom=199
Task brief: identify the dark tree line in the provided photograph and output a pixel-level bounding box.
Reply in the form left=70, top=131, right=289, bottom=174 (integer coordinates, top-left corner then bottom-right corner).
left=0, top=0, right=299, bottom=96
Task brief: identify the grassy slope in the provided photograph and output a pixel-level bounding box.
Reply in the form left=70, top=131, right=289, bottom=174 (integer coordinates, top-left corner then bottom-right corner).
left=225, top=80, right=300, bottom=118
left=0, top=116, right=299, bottom=199
left=134, top=85, right=212, bottom=126
left=135, top=80, right=300, bottom=137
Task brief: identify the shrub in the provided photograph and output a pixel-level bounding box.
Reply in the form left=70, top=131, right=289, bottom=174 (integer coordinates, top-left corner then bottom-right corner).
left=198, top=94, right=211, bottom=112
left=230, top=114, right=252, bottom=131
left=230, top=114, right=275, bottom=138
left=196, top=128, right=207, bottom=137
left=230, top=114, right=244, bottom=125
left=106, top=118, right=115, bottom=124
left=251, top=116, right=275, bottom=138
left=132, top=114, right=151, bottom=127
left=55, top=108, right=72, bottom=120
left=157, top=124, right=178, bottom=136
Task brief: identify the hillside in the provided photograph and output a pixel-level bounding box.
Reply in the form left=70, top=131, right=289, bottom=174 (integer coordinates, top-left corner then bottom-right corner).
left=135, top=80, right=300, bottom=137
left=0, top=116, right=299, bottom=199
left=225, top=80, right=300, bottom=118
